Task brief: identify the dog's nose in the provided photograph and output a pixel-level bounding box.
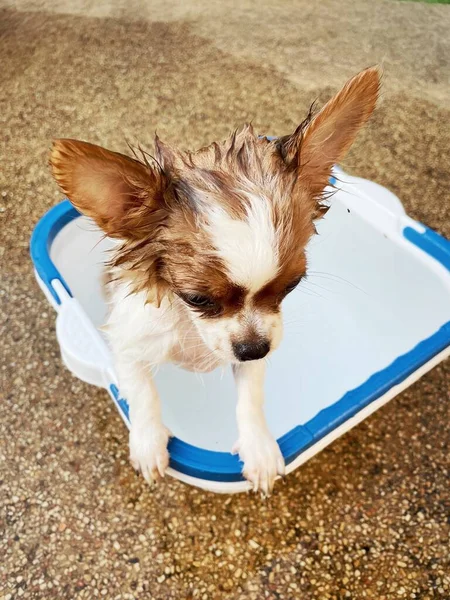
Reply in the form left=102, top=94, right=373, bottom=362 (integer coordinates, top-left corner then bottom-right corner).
left=233, top=339, right=270, bottom=362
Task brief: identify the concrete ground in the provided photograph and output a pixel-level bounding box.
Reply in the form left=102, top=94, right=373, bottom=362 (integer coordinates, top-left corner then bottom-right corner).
left=1, top=1, right=449, bottom=598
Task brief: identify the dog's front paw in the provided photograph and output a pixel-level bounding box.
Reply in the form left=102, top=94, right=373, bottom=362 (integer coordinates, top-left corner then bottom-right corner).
left=233, top=428, right=285, bottom=496
left=129, top=423, right=171, bottom=484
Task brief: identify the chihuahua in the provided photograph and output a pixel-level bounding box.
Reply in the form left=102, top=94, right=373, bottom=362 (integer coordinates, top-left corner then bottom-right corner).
left=50, top=67, right=380, bottom=494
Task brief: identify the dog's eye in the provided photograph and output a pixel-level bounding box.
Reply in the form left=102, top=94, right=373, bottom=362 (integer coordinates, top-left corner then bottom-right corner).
left=184, top=294, right=213, bottom=307
left=180, top=293, right=220, bottom=312
left=283, top=276, right=303, bottom=296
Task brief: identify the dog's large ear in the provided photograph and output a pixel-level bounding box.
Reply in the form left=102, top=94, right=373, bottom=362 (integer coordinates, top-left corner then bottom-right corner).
left=50, top=139, right=167, bottom=239
left=280, top=67, right=380, bottom=205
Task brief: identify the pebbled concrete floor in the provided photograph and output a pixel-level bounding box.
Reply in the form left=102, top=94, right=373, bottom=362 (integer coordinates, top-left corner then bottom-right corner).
left=1, top=1, right=449, bottom=599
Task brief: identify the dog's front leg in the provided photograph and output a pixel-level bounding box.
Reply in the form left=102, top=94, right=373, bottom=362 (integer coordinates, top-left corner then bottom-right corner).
left=116, top=358, right=170, bottom=483
left=233, top=361, right=285, bottom=495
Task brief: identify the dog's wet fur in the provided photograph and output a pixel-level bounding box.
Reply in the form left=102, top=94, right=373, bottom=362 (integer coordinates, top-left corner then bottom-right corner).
left=51, top=67, right=380, bottom=494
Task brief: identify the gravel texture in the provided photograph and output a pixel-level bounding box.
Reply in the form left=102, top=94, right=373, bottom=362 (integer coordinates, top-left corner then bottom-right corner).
left=1, top=1, right=449, bottom=598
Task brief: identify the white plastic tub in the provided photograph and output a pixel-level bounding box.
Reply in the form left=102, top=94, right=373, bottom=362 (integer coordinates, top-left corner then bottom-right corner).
left=31, top=167, right=450, bottom=493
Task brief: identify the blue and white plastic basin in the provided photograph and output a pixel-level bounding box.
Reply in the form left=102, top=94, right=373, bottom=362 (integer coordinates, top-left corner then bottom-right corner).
left=31, top=167, right=450, bottom=493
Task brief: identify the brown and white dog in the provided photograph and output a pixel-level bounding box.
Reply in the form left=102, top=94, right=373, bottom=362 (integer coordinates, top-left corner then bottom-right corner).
left=50, top=67, right=380, bottom=494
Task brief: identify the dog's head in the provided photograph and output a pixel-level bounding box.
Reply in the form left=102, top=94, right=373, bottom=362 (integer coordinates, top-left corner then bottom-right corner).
left=51, top=67, right=379, bottom=363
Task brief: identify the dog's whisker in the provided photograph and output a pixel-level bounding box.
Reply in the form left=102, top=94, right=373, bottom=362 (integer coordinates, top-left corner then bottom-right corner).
left=302, top=280, right=342, bottom=296
left=307, top=270, right=367, bottom=294
left=295, top=287, right=326, bottom=300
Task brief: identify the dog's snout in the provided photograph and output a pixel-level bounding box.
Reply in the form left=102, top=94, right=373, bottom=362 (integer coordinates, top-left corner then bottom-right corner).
left=233, top=339, right=270, bottom=362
